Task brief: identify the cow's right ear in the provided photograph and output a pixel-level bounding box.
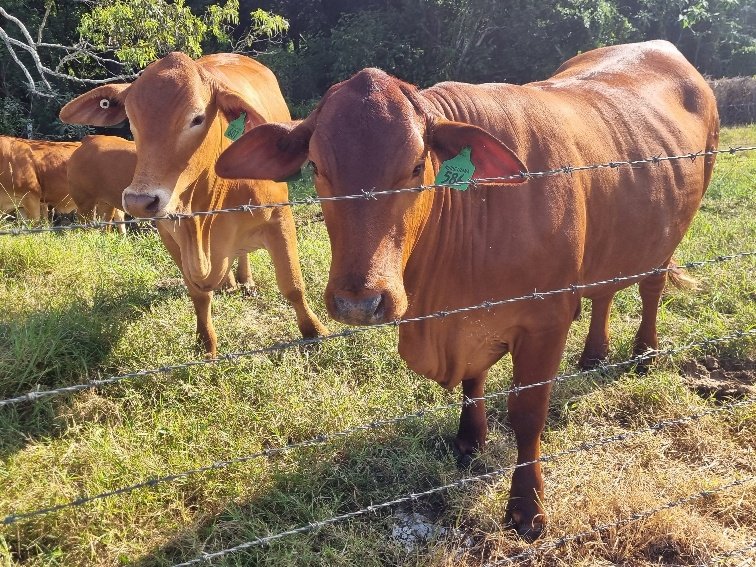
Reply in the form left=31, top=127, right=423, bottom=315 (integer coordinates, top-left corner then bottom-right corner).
left=215, top=121, right=311, bottom=182
left=59, top=83, right=130, bottom=126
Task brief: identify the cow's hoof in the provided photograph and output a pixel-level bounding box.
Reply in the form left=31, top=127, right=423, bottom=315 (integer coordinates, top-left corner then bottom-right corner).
left=504, top=508, right=546, bottom=542
left=237, top=282, right=259, bottom=298
left=578, top=351, right=607, bottom=370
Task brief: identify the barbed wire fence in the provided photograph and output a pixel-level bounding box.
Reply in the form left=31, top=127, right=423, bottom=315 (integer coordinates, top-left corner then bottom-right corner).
left=1, top=251, right=753, bottom=409
left=3, top=326, right=753, bottom=527
left=164, top=398, right=755, bottom=567
left=0, top=146, right=754, bottom=236
left=0, top=142, right=754, bottom=563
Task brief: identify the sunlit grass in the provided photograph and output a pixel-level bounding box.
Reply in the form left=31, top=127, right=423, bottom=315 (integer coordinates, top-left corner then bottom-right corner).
left=0, top=126, right=754, bottom=566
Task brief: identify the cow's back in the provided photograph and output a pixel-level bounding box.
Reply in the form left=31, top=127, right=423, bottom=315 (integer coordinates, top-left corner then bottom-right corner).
left=420, top=40, right=717, bottom=290
left=197, top=53, right=291, bottom=123
left=68, top=135, right=136, bottom=212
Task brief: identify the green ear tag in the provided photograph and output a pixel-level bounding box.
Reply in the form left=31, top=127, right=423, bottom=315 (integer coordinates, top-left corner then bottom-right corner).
left=224, top=112, right=246, bottom=141
left=434, top=146, right=475, bottom=190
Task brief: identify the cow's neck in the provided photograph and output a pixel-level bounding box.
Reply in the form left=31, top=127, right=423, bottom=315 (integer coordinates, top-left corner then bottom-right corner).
left=402, top=87, right=528, bottom=317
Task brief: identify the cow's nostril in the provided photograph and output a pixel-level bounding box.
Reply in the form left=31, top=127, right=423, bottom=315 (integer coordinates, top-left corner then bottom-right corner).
left=144, top=195, right=160, bottom=213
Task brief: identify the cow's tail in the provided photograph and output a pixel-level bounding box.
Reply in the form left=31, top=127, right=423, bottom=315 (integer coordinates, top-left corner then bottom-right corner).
left=665, top=259, right=699, bottom=291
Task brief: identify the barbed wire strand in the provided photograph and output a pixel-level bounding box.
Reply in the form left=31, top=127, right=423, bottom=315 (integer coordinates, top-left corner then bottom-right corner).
left=4, top=326, right=753, bottom=526
left=166, top=397, right=754, bottom=567
left=485, top=477, right=756, bottom=566
left=1, top=251, right=753, bottom=409
left=0, top=146, right=754, bottom=236
left=705, top=541, right=756, bottom=566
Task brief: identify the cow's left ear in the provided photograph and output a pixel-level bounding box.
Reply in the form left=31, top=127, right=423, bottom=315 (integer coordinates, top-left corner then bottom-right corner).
left=429, top=119, right=527, bottom=183
left=215, top=87, right=267, bottom=134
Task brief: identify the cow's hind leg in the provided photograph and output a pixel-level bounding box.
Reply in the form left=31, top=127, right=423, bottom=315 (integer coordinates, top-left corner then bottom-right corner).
left=454, top=373, right=488, bottom=466
left=633, top=267, right=668, bottom=365
left=505, top=324, right=570, bottom=541
left=264, top=207, right=327, bottom=338
left=578, top=293, right=615, bottom=369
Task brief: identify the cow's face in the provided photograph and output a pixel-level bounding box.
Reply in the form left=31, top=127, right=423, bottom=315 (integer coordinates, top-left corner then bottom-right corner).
left=59, top=52, right=263, bottom=217
left=216, top=69, right=526, bottom=325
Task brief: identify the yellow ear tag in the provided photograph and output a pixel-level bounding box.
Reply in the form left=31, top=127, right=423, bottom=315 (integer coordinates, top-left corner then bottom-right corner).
left=435, top=146, right=475, bottom=190
left=224, top=112, right=246, bottom=141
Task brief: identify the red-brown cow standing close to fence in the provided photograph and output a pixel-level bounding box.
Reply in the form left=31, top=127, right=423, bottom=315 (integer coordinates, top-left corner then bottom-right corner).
left=60, top=52, right=327, bottom=356
left=216, top=40, right=719, bottom=538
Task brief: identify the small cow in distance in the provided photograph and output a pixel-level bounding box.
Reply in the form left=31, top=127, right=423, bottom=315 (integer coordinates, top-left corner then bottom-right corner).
left=216, top=40, right=719, bottom=538
left=60, top=52, right=327, bottom=356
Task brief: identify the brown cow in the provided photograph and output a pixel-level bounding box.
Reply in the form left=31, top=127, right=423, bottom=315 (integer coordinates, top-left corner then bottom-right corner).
left=25, top=139, right=81, bottom=216
left=67, top=135, right=133, bottom=233
left=215, top=41, right=719, bottom=538
left=59, top=52, right=326, bottom=355
left=0, top=135, right=40, bottom=219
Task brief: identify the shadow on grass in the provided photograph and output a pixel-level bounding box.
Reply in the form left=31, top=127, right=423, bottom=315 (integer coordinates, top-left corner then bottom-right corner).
left=0, top=282, right=185, bottom=458
left=132, top=422, right=465, bottom=567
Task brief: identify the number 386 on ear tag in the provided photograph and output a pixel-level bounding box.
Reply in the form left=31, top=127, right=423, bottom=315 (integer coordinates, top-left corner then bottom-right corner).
left=435, top=146, right=475, bottom=190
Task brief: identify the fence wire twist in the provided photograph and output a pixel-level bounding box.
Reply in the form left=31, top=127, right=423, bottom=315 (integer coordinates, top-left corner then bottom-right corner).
left=0, top=146, right=753, bottom=236
left=1, top=251, right=753, bottom=409
left=3, top=326, right=753, bottom=526
left=166, top=397, right=754, bottom=566
left=486, top=477, right=756, bottom=566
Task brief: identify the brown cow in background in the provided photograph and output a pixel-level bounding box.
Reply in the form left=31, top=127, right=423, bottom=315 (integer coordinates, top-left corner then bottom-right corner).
left=25, top=139, right=80, bottom=217
left=0, top=135, right=40, bottom=219
left=67, top=135, right=132, bottom=233
left=216, top=40, right=719, bottom=538
left=59, top=52, right=326, bottom=356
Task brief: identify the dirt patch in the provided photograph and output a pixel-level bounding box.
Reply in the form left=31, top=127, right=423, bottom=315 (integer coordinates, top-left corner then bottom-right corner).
left=680, top=356, right=756, bottom=399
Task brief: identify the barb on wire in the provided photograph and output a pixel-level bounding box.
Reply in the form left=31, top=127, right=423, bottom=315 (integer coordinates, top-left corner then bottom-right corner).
left=1, top=251, right=753, bottom=409
left=485, top=477, right=756, bottom=566
left=164, top=397, right=754, bottom=566
left=2, top=327, right=753, bottom=527
left=0, top=146, right=754, bottom=236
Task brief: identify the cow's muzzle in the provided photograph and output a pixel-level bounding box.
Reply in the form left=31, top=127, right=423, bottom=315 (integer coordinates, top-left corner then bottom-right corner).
left=330, top=290, right=387, bottom=325
left=122, top=187, right=168, bottom=218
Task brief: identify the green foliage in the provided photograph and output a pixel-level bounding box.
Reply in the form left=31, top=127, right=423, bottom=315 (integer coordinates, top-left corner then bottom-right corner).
left=77, top=0, right=240, bottom=68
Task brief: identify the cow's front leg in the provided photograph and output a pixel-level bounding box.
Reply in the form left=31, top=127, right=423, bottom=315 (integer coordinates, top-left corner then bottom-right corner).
left=265, top=207, right=328, bottom=338
left=188, top=285, right=217, bottom=356
left=505, top=325, right=570, bottom=541
left=454, top=373, right=487, bottom=466
left=157, top=223, right=218, bottom=356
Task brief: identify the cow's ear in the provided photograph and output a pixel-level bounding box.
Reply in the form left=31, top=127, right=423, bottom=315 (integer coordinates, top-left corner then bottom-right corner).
left=215, top=88, right=268, bottom=134
left=59, top=83, right=130, bottom=126
left=215, top=121, right=311, bottom=182
left=429, top=118, right=527, bottom=183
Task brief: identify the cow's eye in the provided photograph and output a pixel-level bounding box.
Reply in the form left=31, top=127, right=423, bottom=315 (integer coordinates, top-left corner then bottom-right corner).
left=412, top=164, right=424, bottom=177
left=190, top=114, right=205, bottom=127
left=309, top=161, right=319, bottom=176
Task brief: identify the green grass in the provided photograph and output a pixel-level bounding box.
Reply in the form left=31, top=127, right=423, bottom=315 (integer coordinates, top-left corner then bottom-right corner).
left=0, top=126, right=754, bottom=566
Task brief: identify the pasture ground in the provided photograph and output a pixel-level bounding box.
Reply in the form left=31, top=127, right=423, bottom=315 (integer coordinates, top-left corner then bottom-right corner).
left=0, top=125, right=754, bottom=566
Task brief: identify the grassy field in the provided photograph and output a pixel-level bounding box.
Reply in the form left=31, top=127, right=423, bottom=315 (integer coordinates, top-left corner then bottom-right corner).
left=0, top=125, right=754, bottom=567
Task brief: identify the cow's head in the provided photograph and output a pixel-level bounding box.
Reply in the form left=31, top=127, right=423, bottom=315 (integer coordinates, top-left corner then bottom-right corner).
left=216, top=69, right=526, bottom=325
left=59, top=52, right=264, bottom=217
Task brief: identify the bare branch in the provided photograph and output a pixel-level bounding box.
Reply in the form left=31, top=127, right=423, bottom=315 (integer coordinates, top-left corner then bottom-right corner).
left=0, top=7, right=52, bottom=90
